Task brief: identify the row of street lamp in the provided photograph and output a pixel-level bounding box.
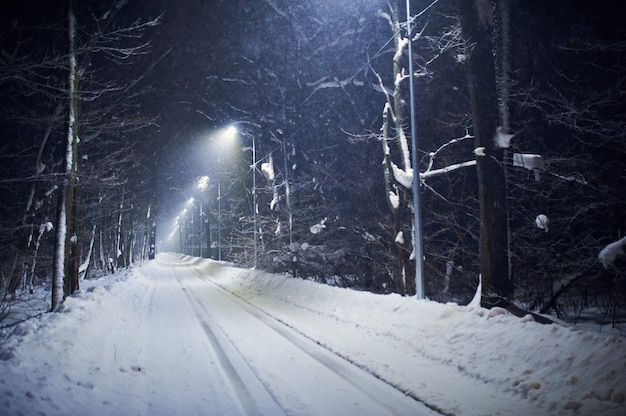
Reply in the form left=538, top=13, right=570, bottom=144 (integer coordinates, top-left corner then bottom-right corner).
left=167, top=125, right=258, bottom=268
left=167, top=0, right=421, bottom=295
left=171, top=177, right=222, bottom=261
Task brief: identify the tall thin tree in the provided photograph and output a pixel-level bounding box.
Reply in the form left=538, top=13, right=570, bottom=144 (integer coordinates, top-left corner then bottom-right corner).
left=52, top=3, right=79, bottom=311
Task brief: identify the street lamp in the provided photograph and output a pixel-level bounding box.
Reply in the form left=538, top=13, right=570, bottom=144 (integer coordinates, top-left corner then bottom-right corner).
left=197, top=176, right=210, bottom=258
left=217, top=181, right=222, bottom=261
left=195, top=197, right=203, bottom=258
left=211, top=126, right=239, bottom=261
left=406, top=0, right=425, bottom=299
left=188, top=197, right=198, bottom=257
left=229, top=125, right=258, bottom=268
left=251, top=131, right=258, bottom=269
left=177, top=210, right=186, bottom=254
left=173, top=216, right=182, bottom=253
left=169, top=187, right=196, bottom=256
left=209, top=124, right=258, bottom=265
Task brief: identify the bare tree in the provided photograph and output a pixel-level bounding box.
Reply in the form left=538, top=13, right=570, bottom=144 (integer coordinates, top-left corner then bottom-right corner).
left=0, top=2, right=160, bottom=313
left=51, top=2, right=159, bottom=310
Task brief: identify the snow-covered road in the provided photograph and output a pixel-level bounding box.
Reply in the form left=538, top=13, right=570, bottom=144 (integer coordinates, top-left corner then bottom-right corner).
left=1, top=253, right=625, bottom=416
left=149, top=256, right=434, bottom=416
left=0, top=255, right=435, bottom=415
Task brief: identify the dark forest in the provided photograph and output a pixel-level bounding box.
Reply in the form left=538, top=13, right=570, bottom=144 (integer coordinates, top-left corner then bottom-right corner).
left=1, top=0, right=624, bottom=326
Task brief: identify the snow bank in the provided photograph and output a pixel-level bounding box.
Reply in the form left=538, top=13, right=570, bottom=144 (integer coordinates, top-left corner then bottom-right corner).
left=204, top=261, right=626, bottom=416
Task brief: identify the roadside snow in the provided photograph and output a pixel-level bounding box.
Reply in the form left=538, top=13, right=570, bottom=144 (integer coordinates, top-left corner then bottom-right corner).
left=211, top=263, right=626, bottom=415
left=1, top=254, right=625, bottom=416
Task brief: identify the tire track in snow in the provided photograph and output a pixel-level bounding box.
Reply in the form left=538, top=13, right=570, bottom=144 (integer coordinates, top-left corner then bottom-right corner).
left=184, top=266, right=444, bottom=416
left=171, top=267, right=288, bottom=416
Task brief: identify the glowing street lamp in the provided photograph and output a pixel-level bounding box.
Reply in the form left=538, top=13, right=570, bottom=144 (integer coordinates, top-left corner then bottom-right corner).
left=179, top=208, right=189, bottom=254
left=217, top=181, right=222, bottom=261
left=227, top=125, right=257, bottom=268
left=247, top=130, right=258, bottom=269
left=187, top=198, right=197, bottom=257
left=196, top=176, right=210, bottom=258
left=211, top=126, right=239, bottom=261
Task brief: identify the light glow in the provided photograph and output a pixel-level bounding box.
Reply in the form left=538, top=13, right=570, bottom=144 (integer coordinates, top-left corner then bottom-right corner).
left=197, top=175, right=209, bottom=191
left=223, top=125, right=238, bottom=138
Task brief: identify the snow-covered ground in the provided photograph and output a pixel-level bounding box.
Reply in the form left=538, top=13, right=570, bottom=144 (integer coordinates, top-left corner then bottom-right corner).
left=1, top=253, right=625, bottom=415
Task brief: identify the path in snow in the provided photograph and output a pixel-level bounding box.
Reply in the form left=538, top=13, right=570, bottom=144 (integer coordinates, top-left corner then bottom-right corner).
left=2, top=253, right=625, bottom=416
left=0, top=254, right=437, bottom=416
left=160, top=256, right=437, bottom=416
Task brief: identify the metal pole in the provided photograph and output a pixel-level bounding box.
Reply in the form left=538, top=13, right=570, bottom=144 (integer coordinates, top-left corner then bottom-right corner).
left=406, top=0, right=425, bottom=299
left=252, top=136, right=258, bottom=268
left=190, top=207, right=194, bottom=256
left=199, top=201, right=203, bottom=258
left=183, top=211, right=188, bottom=255
left=218, top=182, right=221, bottom=261
left=185, top=212, right=189, bottom=255
left=178, top=220, right=183, bottom=253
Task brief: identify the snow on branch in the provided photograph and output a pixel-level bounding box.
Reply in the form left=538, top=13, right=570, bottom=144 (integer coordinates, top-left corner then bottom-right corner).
left=420, top=160, right=476, bottom=180
left=391, top=162, right=413, bottom=189
left=513, top=153, right=546, bottom=181
left=420, top=133, right=475, bottom=180
left=535, top=214, right=549, bottom=232
left=306, top=76, right=362, bottom=92
left=598, top=236, right=626, bottom=269
left=388, top=190, right=400, bottom=209
left=309, top=217, right=327, bottom=235
left=303, top=75, right=365, bottom=104
left=513, top=153, right=545, bottom=171
left=495, top=126, right=515, bottom=148
left=261, top=154, right=275, bottom=182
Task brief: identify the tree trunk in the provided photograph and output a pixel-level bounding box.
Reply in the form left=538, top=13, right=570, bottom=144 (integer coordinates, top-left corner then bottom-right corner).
left=52, top=4, right=79, bottom=311
left=141, top=203, right=151, bottom=263
left=115, top=194, right=124, bottom=268
left=64, top=3, right=81, bottom=299
left=149, top=220, right=157, bottom=260
left=80, top=224, right=97, bottom=280
left=98, top=205, right=106, bottom=270
left=65, top=174, right=80, bottom=297
left=377, top=3, right=416, bottom=296
left=7, top=103, right=63, bottom=298
left=281, top=136, right=293, bottom=246
left=51, top=185, right=66, bottom=311
left=456, top=0, right=511, bottom=299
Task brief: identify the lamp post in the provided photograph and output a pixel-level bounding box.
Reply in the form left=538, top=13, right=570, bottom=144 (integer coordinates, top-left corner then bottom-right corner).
left=197, top=176, right=210, bottom=258
left=169, top=186, right=197, bottom=256
left=235, top=127, right=258, bottom=268
left=188, top=197, right=198, bottom=257
left=181, top=208, right=188, bottom=254
left=198, top=199, right=204, bottom=258
left=221, top=125, right=258, bottom=268
left=217, top=181, right=221, bottom=261
left=406, top=0, right=425, bottom=299
left=175, top=216, right=182, bottom=253
left=213, top=126, right=238, bottom=261
left=188, top=200, right=195, bottom=256
left=251, top=133, right=258, bottom=269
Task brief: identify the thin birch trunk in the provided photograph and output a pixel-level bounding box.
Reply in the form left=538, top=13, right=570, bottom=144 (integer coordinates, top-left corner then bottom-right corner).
left=52, top=6, right=78, bottom=311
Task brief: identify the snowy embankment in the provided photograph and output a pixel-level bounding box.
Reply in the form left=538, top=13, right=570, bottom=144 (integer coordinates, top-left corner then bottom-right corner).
left=205, top=260, right=626, bottom=416
left=1, top=254, right=625, bottom=416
